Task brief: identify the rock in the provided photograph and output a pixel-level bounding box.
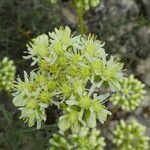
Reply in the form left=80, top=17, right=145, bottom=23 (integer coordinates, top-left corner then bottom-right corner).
left=136, top=55, right=150, bottom=85
left=143, top=0, right=150, bottom=17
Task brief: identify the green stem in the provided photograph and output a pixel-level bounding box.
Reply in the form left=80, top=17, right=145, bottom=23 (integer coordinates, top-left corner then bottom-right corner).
left=72, top=0, right=87, bottom=34
left=76, top=9, right=86, bottom=34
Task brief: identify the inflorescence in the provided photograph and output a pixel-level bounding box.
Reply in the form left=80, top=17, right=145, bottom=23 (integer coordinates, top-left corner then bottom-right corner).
left=49, top=127, right=105, bottom=150
left=12, top=26, right=123, bottom=131
left=50, top=0, right=101, bottom=11
left=0, top=57, right=16, bottom=91
left=111, top=75, right=146, bottom=111
left=113, top=120, right=149, bottom=150
left=75, top=0, right=101, bottom=11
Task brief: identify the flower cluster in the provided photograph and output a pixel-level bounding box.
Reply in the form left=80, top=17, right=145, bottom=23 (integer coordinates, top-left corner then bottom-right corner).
left=50, top=0, right=57, bottom=4
left=12, top=71, right=55, bottom=128
left=49, top=127, right=105, bottom=150
left=75, top=0, right=101, bottom=11
left=0, top=57, right=16, bottom=91
left=113, top=120, right=149, bottom=150
left=12, top=26, right=123, bottom=131
left=49, top=0, right=101, bottom=11
left=110, top=75, right=145, bottom=111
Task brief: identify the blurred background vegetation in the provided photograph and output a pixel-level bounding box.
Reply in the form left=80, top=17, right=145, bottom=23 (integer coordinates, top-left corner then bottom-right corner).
left=0, top=0, right=150, bottom=149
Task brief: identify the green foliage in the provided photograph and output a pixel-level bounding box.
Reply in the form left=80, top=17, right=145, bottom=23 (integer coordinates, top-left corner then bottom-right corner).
left=113, top=120, right=149, bottom=150
left=111, top=75, right=146, bottom=111
left=0, top=0, right=61, bottom=57
left=0, top=104, right=24, bottom=150
left=0, top=104, right=55, bottom=150
left=0, top=57, right=16, bottom=91
left=49, top=127, right=105, bottom=150
left=12, top=26, right=123, bottom=131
